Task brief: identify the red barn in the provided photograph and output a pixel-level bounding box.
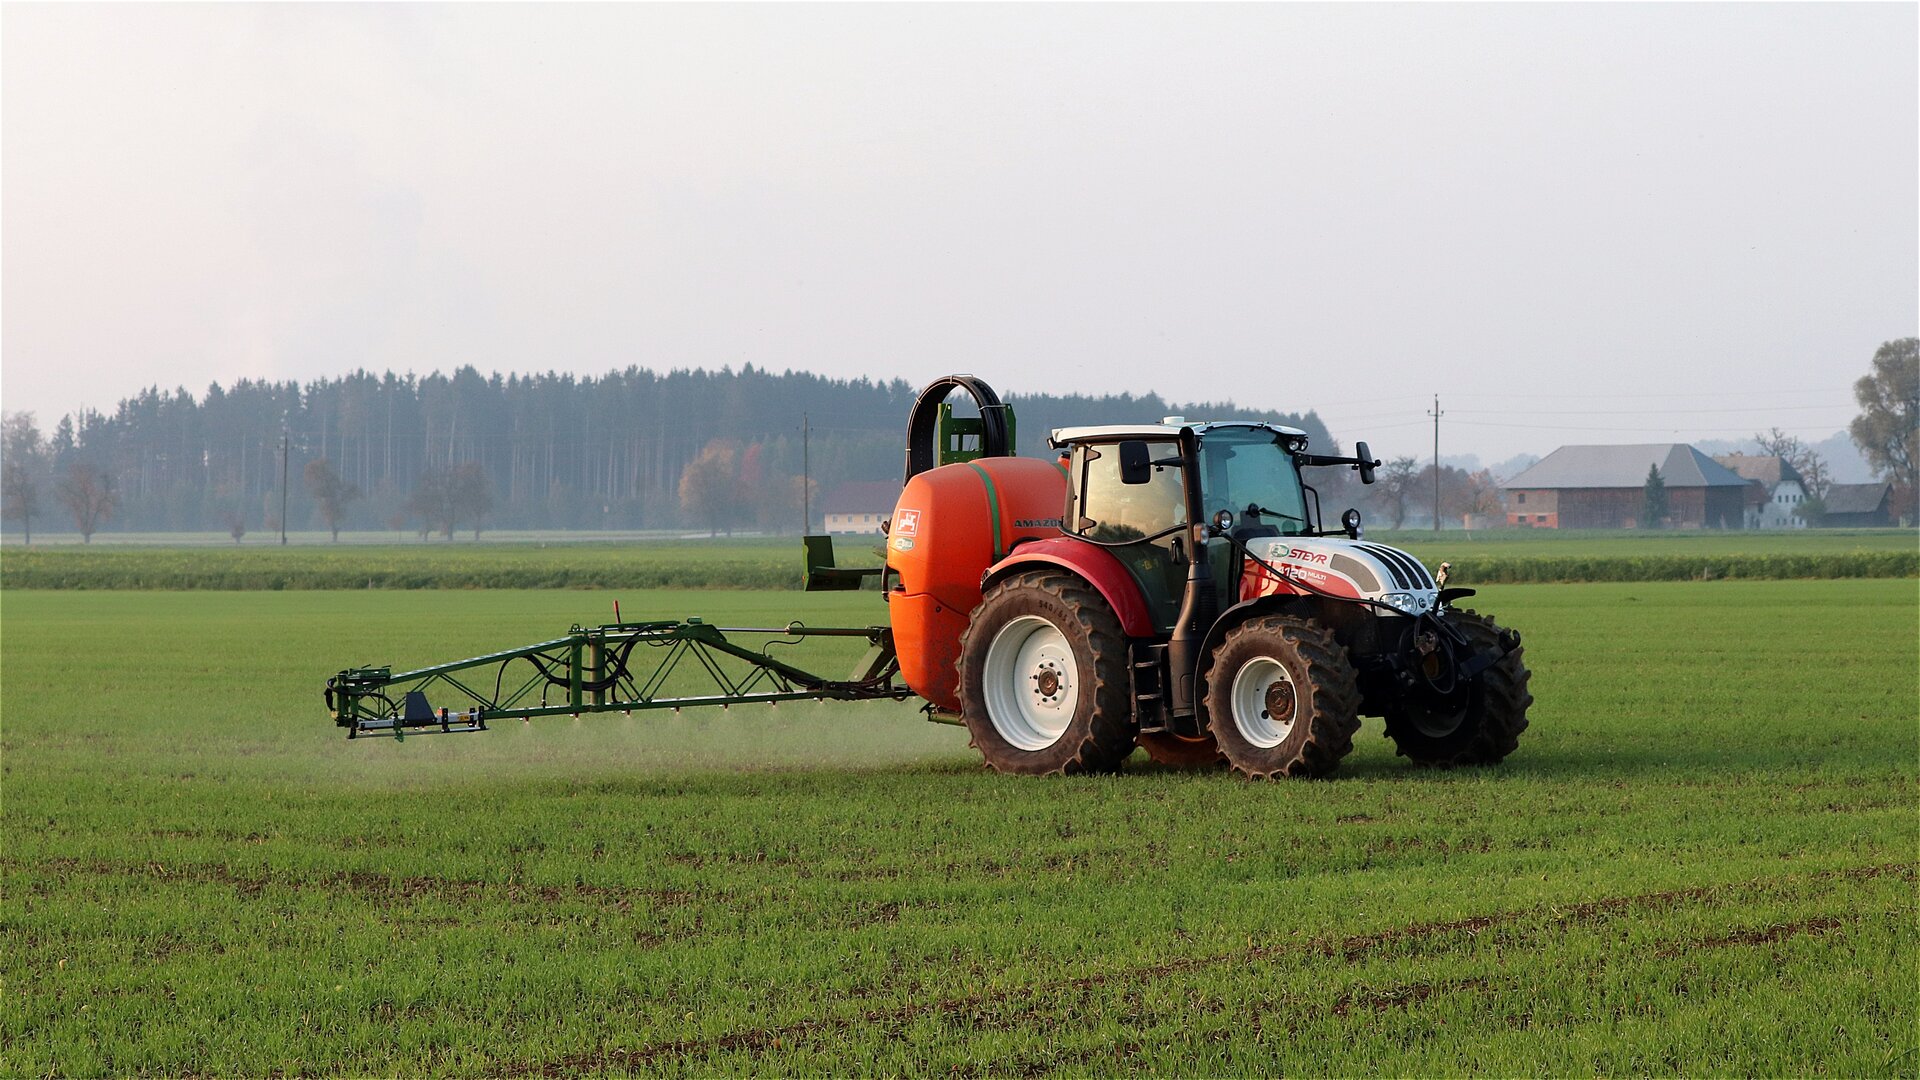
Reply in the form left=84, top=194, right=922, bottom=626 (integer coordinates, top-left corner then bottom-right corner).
left=1503, top=444, right=1750, bottom=529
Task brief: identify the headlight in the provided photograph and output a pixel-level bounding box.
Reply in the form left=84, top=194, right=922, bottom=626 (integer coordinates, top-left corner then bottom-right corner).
left=1380, top=591, right=1429, bottom=615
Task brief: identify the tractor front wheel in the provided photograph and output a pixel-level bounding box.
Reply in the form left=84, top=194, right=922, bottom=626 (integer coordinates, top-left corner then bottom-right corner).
left=1204, top=616, right=1361, bottom=779
left=1383, top=610, right=1532, bottom=767
left=957, top=570, right=1137, bottom=775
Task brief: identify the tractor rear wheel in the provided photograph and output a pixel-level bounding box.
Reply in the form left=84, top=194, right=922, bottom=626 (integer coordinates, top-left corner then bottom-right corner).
left=1383, top=610, right=1532, bottom=767
left=957, top=570, right=1137, bottom=775
left=1203, top=616, right=1361, bottom=779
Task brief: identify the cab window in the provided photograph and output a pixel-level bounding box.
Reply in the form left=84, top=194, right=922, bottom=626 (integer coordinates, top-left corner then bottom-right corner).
left=1199, top=428, right=1310, bottom=534
left=1074, top=440, right=1185, bottom=543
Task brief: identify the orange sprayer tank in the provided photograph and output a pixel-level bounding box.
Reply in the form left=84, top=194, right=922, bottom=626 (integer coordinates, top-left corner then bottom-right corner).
left=887, top=457, right=1067, bottom=711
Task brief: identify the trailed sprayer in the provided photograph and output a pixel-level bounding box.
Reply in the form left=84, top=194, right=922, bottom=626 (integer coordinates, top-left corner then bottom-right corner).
left=326, top=376, right=1532, bottom=777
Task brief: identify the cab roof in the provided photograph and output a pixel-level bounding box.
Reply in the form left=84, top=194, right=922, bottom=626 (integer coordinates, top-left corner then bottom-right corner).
left=1048, top=421, right=1308, bottom=448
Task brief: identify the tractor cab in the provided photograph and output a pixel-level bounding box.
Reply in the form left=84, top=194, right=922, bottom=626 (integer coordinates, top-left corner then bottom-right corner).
left=1053, top=420, right=1323, bottom=633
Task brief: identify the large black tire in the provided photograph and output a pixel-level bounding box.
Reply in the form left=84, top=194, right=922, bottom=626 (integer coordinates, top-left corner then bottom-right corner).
left=956, top=570, right=1138, bottom=775
left=1203, top=615, right=1361, bottom=779
left=1382, top=609, right=1532, bottom=767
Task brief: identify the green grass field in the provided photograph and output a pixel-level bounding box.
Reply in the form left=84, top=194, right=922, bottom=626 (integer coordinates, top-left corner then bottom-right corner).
left=3, top=528, right=1913, bottom=590
left=3, top=580, right=1914, bottom=1074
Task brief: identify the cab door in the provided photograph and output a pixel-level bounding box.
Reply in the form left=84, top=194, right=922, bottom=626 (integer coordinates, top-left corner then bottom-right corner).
left=1067, top=440, right=1189, bottom=632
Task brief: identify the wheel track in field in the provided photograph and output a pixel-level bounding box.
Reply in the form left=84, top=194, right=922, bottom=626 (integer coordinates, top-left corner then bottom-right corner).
left=982, top=906, right=1869, bottom=1078
left=2, top=856, right=928, bottom=945
left=6, top=855, right=704, bottom=909
left=523, top=860, right=1910, bottom=1074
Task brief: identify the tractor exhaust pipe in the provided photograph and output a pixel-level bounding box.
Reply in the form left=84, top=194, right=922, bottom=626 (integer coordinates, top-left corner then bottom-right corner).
left=1164, top=425, right=1217, bottom=719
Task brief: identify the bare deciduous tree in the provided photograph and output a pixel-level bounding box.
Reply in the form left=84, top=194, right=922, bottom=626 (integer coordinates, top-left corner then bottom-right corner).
left=452, top=463, right=493, bottom=540
left=303, top=457, right=362, bottom=542
left=1753, top=428, right=1832, bottom=500
left=57, top=462, right=117, bottom=543
left=2, top=412, right=43, bottom=544
left=2, top=459, right=39, bottom=544
left=409, top=463, right=495, bottom=540
left=1373, top=456, right=1421, bottom=529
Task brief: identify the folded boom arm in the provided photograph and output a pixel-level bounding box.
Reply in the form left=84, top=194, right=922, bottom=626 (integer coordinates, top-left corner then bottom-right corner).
left=326, top=619, right=906, bottom=739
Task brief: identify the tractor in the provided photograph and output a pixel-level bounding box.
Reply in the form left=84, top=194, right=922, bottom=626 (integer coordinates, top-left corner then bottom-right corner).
left=326, top=375, right=1531, bottom=778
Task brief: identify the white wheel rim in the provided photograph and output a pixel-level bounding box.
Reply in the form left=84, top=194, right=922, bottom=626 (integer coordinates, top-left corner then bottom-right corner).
left=981, top=615, right=1078, bottom=751
left=1230, top=657, right=1297, bottom=749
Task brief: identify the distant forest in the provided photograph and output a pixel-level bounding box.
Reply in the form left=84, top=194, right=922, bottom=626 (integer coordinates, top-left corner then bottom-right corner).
left=0, top=366, right=1339, bottom=537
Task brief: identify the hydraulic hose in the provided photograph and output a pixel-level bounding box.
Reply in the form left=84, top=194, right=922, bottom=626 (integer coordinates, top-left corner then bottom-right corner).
left=902, top=375, right=1012, bottom=483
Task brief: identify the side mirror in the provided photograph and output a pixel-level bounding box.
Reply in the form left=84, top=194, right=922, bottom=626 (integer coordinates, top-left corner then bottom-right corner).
left=1117, top=440, right=1154, bottom=485
left=1341, top=507, right=1364, bottom=540
left=1354, top=441, right=1378, bottom=485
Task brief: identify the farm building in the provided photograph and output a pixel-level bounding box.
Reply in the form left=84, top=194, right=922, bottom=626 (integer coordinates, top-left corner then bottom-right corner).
left=821, top=481, right=901, bottom=534
left=1713, top=453, right=1809, bottom=529
left=1504, top=444, right=1750, bottom=529
left=1819, top=482, right=1895, bottom=527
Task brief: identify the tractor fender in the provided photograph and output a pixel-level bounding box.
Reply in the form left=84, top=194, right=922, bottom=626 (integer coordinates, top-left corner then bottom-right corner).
left=1193, top=594, right=1322, bottom=700
left=980, top=537, right=1156, bottom=638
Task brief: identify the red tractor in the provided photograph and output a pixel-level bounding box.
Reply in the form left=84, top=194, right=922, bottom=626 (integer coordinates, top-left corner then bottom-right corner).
left=329, top=375, right=1530, bottom=779
left=876, top=376, right=1532, bottom=777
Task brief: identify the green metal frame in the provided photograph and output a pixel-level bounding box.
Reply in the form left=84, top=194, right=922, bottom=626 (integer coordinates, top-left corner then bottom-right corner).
left=934, top=401, right=1016, bottom=467
left=326, top=619, right=905, bottom=739
left=802, top=534, right=882, bottom=591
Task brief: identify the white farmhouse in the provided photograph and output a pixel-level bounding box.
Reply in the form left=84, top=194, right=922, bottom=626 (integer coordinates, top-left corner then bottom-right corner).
left=1713, top=454, right=1808, bottom=529
left=821, top=481, right=901, bottom=535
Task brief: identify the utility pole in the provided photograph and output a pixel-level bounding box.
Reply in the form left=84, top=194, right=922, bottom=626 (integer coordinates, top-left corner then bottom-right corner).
left=279, top=429, right=290, bottom=546
left=1428, top=394, right=1443, bottom=533
left=801, top=413, right=811, bottom=535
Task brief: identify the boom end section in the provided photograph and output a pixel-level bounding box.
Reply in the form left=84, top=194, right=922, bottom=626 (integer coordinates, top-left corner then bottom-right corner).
left=328, top=674, right=488, bottom=739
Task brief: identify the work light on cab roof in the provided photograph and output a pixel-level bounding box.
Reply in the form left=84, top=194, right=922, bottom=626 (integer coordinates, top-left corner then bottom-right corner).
left=325, top=375, right=1531, bottom=779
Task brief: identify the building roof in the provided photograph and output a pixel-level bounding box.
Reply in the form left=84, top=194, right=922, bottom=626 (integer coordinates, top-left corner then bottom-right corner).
left=1823, top=482, right=1892, bottom=515
left=1505, top=444, right=1751, bottom=490
left=821, top=481, right=901, bottom=516
left=1713, top=453, right=1804, bottom=488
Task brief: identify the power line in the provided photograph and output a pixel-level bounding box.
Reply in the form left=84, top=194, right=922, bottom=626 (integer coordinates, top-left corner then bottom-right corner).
left=1310, top=409, right=1433, bottom=424
left=1447, top=404, right=1854, bottom=416
left=1342, top=419, right=1431, bottom=431
left=1450, top=386, right=1855, bottom=400
left=1448, top=418, right=1853, bottom=434
left=1307, top=386, right=1855, bottom=410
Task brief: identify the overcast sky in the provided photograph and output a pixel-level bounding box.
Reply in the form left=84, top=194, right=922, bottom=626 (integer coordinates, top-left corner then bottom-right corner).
left=3, top=2, right=1914, bottom=463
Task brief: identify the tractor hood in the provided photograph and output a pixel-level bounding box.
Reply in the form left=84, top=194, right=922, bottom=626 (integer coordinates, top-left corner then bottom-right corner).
left=1239, top=536, right=1440, bottom=616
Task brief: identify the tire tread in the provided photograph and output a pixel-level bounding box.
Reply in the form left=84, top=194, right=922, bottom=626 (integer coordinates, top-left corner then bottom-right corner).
left=1206, top=615, right=1361, bottom=780
left=956, top=569, right=1136, bottom=775
left=1383, top=609, right=1533, bottom=767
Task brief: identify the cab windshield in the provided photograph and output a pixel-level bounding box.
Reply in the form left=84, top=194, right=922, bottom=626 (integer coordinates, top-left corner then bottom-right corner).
left=1199, top=427, right=1310, bottom=534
